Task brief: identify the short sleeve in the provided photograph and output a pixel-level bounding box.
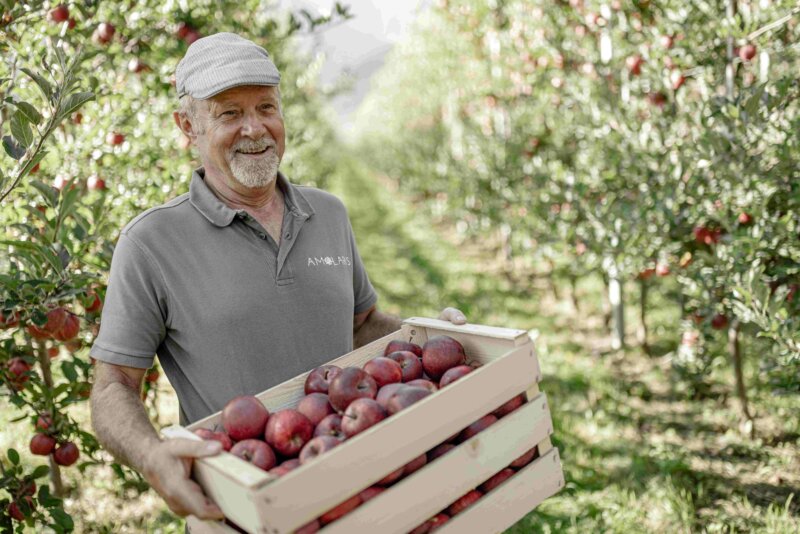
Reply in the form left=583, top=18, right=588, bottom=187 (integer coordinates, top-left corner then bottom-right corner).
left=348, top=221, right=378, bottom=314
left=90, top=233, right=169, bottom=369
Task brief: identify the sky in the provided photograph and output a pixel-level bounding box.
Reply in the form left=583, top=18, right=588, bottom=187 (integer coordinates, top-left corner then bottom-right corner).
left=288, top=0, right=430, bottom=133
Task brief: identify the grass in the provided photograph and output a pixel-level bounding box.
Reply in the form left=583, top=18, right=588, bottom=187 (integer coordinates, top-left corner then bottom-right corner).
left=2, top=159, right=798, bottom=533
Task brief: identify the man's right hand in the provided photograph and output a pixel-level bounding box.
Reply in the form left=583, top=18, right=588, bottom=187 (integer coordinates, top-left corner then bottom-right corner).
left=142, top=438, right=225, bottom=520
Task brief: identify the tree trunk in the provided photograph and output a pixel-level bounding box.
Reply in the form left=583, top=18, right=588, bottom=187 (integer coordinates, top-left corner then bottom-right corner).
left=638, top=280, right=650, bottom=355
left=728, top=319, right=755, bottom=437
left=34, top=341, right=65, bottom=497
left=546, top=259, right=560, bottom=301
left=569, top=274, right=580, bottom=313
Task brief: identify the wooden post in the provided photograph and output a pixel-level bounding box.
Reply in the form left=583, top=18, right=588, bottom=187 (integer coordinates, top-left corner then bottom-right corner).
left=637, top=280, right=650, bottom=355
left=34, top=341, right=65, bottom=497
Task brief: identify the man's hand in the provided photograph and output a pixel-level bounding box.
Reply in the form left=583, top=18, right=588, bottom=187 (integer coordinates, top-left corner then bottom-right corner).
left=438, top=307, right=467, bottom=325
left=142, top=438, right=225, bottom=520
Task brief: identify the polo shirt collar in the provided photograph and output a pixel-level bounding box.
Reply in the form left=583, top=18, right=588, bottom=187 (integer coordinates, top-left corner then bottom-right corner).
left=189, top=167, right=315, bottom=227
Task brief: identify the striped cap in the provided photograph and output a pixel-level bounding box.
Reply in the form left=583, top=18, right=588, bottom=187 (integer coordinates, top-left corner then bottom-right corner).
left=176, top=32, right=281, bottom=99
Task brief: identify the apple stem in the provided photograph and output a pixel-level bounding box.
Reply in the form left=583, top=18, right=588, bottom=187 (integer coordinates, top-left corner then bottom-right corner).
left=34, top=340, right=65, bottom=497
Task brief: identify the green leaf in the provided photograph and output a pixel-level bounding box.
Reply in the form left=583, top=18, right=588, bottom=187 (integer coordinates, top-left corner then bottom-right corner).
left=7, top=449, right=19, bottom=465
left=31, top=465, right=50, bottom=479
left=745, top=84, right=766, bottom=117
left=31, top=178, right=58, bottom=208
left=12, top=101, right=43, bottom=125
left=51, top=508, right=74, bottom=530
left=61, top=361, right=78, bottom=382
left=2, top=135, right=25, bottom=160
left=56, top=92, right=94, bottom=123
left=20, top=68, right=53, bottom=103
left=11, top=111, right=34, bottom=148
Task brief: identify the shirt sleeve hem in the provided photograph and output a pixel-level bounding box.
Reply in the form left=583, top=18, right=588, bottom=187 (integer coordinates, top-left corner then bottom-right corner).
left=354, top=292, right=378, bottom=315
left=89, top=344, right=156, bottom=369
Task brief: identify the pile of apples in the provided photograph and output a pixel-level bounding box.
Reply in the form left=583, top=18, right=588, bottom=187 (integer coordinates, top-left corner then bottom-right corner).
left=194, top=335, right=535, bottom=533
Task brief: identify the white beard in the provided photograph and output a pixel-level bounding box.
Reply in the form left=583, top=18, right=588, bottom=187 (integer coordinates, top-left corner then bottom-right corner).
left=229, top=149, right=280, bottom=188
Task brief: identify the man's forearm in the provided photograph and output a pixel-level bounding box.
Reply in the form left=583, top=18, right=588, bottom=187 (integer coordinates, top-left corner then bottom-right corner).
left=90, top=382, right=161, bottom=473
left=354, top=310, right=402, bottom=348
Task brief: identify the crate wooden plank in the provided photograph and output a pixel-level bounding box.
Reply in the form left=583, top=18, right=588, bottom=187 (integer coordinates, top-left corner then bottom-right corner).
left=253, top=341, right=539, bottom=533
left=403, top=317, right=531, bottom=344
left=186, top=517, right=240, bottom=534
left=434, top=447, right=564, bottom=534
left=160, top=426, right=272, bottom=533
left=320, top=393, right=554, bottom=534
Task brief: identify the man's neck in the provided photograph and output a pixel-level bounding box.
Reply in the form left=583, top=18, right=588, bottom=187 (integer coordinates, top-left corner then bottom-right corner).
left=203, top=169, right=283, bottom=213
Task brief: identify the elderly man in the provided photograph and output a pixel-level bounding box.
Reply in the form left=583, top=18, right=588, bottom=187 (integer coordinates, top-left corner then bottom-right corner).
left=89, top=33, right=466, bottom=521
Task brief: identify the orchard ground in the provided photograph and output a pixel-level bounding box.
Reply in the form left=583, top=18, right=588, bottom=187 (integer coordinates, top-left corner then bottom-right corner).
left=2, top=160, right=797, bottom=533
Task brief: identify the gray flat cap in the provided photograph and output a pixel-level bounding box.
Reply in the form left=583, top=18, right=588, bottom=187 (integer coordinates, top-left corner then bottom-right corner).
left=176, top=32, right=281, bottom=99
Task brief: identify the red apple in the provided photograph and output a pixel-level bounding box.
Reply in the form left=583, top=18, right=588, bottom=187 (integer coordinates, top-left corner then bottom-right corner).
left=48, top=5, right=69, bottom=23
left=655, top=263, right=670, bottom=277
left=72, top=112, right=83, bottom=124
left=193, top=428, right=233, bottom=451
left=363, top=357, right=403, bottom=388
left=427, top=443, right=455, bottom=462
left=53, top=441, right=79, bottom=466
left=30, top=434, right=56, bottom=456
left=297, top=393, right=335, bottom=426
left=409, top=513, right=450, bottom=534
left=402, top=453, right=427, bottom=476
left=87, top=175, right=107, bottom=191
left=319, top=494, right=362, bottom=525
left=230, top=439, right=276, bottom=471
left=93, top=22, right=116, bottom=44
left=52, top=312, right=79, bottom=341
left=7, top=502, right=24, bottom=521
left=422, top=336, right=466, bottom=381
left=439, top=365, right=473, bottom=388
left=7, top=357, right=31, bottom=385
left=386, top=386, right=431, bottom=416
left=660, top=35, right=674, bottom=49
left=510, top=446, right=539, bottom=469
left=383, top=340, right=422, bottom=358
left=313, top=414, right=345, bottom=441
left=626, top=55, right=643, bottom=75
left=739, top=44, right=757, bottom=62
left=670, top=71, right=685, bottom=90
left=341, top=398, right=386, bottom=438
left=328, top=367, right=378, bottom=413
left=406, top=378, right=438, bottom=393
left=711, top=314, right=728, bottom=330
left=385, top=350, right=424, bottom=382
left=375, top=382, right=405, bottom=411
left=376, top=465, right=404, bottom=486
left=106, top=132, right=125, bottom=146
left=222, top=396, right=269, bottom=441
left=36, top=414, right=53, bottom=431
left=175, top=22, right=192, bottom=39
left=479, top=468, right=515, bottom=493
left=299, top=435, right=340, bottom=464
left=458, top=414, right=497, bottom=443
left=265, top=409, right=314, bottom=457
left=358, top=486, right=385, bottom=503
left=184, top=29, right=202, bottom=45
left=304, top=364, right=342, bottom=395
left=738, top=212, right=752, bottom=225
left=447, top=489, right=482, bottom=516
left=128, top=58, right=149, bottom=74
left=294, top=519, right=320, bottom=534
left=493, top=394, right=525, bottom=418
left=648, top=92, right=667, bottom=107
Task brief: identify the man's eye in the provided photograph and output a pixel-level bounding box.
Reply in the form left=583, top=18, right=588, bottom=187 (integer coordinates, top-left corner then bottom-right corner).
left=221, top=110, right=237, bottom=117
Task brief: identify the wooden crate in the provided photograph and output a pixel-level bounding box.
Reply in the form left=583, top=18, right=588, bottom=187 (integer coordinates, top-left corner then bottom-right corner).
left=161, top=317, right=564, bottom=534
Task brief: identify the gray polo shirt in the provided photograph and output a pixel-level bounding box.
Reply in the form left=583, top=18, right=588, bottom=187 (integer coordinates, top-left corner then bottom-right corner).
left=90, top=169, right=377, bottom=425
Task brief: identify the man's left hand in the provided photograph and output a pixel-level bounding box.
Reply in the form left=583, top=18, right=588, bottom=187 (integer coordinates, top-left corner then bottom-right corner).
left=438, top=307, right=467, bottom=325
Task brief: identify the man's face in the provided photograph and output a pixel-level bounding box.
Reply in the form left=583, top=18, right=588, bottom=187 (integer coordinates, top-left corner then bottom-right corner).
left=192, top=85, right=286, bottom=190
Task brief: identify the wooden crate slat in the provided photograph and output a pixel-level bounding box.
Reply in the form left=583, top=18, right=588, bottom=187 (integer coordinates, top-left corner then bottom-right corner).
left=433, top=447, right=564, bottom=534
left=187, top=517, right=241, bottom=534
left=254, top=341, right=539, bottom=533
left=319, top=393, right=554, bottom=534
left=403, top=317, right=531, bottom=344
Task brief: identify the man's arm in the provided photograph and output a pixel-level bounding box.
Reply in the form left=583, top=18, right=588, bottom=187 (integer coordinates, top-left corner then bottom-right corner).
left=353, top=306, right=467, bottom=348
left=90, top=361, right=224, bottom=519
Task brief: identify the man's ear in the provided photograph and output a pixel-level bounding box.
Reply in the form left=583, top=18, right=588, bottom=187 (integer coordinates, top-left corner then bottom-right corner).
left=173, top=111, right=197, bottom=140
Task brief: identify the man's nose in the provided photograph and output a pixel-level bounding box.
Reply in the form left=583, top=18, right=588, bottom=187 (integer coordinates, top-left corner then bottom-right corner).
left=240, top=112, right=268, bottom=138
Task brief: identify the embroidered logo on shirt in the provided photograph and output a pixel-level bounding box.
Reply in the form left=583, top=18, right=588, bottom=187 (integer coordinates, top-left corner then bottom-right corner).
left=307, top=256, right=352, bottom=267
